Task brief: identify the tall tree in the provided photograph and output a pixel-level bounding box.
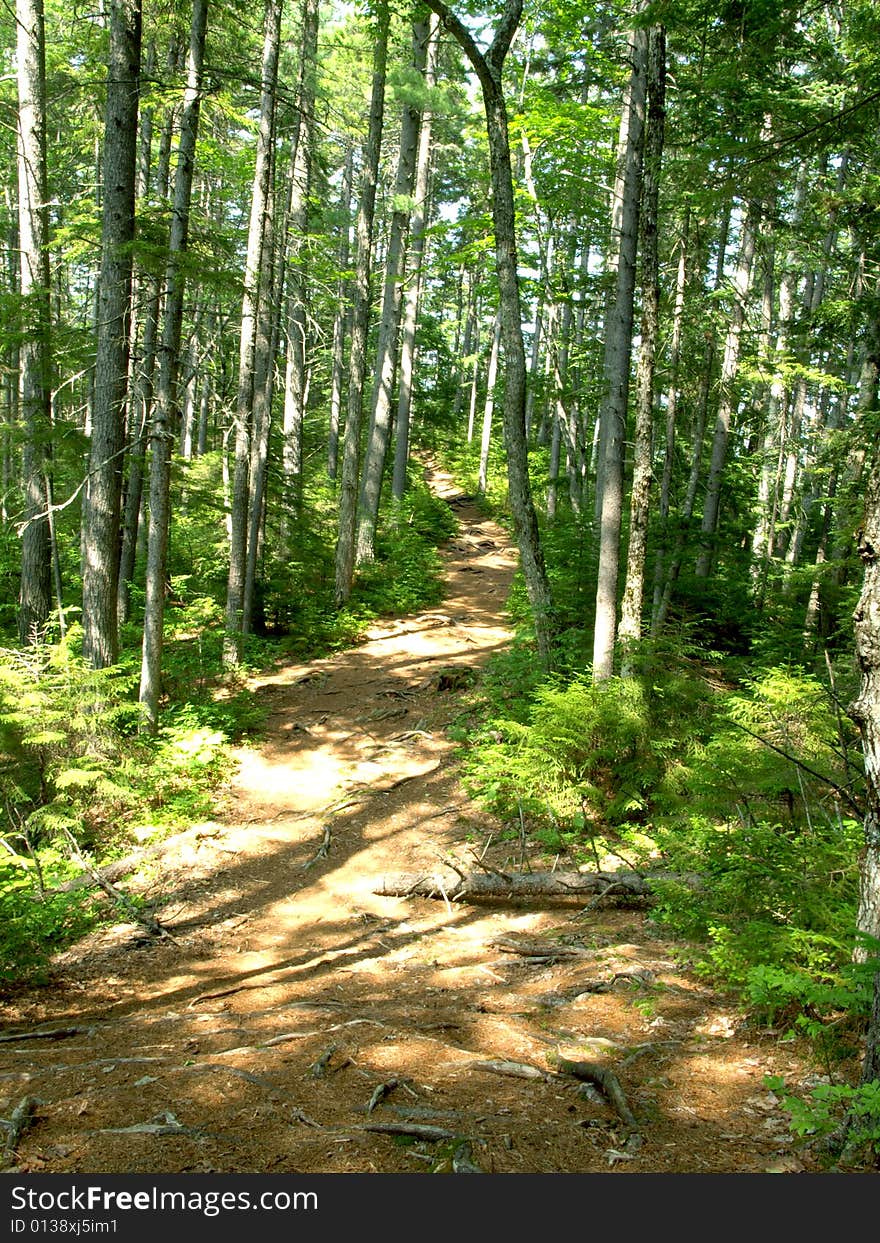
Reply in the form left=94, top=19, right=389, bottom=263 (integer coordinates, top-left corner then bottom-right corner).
left=425, top=0, right=555, bottom=668
left=694, top=199, right=758, bottom=578
left=280, top=0, right=320, bottom=537
left=334, top=0, right=390, bottom=608
left=138, top=0, right=209, bottom=731
left=392, top=13, right=441, bottom=501
left=356, top=13, right=430, bottom=564
left=591, top=25, right=647, bottom=681
left=81, top=0, right=142, bottom=667
left=15, top=0, right=53, bottom=643
left=619, top=23, right=665, bottom=661
left=224, top=0, right=283, bottom=665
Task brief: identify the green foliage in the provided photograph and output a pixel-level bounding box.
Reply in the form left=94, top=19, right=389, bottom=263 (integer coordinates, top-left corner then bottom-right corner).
left=463, top=649, right=866, bottom=1051
left=765, top=1072, right=880, bottom=1166
left=463, top=661, right=713, bottom=833
left=0, top=633, right=237, bottom=857
left=0, top=632, right=246, bottom=984
left=648, top=669, right=863, bottom=996
left=358, top=483, right=457, bottom=616
left=0, top=852, right=99, bottom=985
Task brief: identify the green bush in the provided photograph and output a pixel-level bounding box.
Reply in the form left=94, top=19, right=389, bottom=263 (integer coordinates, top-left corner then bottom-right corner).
left=462, top=663, right=713, bottom=832
left=0, top=853, right=99, bottom=985
left=766, top=1073, right=880, bottom=1166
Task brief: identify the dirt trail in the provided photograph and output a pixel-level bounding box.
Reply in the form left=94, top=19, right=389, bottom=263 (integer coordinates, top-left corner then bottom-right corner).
left=1, top=467, right=821, bottom=1175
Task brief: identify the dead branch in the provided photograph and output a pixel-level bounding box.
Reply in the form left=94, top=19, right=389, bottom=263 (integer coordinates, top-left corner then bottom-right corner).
left=308, top=1043, right=345, bottom=1078
left=367, top=1079, right=401, bottom=1114
left=61, top=828, right=174, bottom=940
left=576, top=967, right=657, bottom=994
left=452, top=1140, right=483, bottom=1173
left=98, top=1111, right=201, bottom=1138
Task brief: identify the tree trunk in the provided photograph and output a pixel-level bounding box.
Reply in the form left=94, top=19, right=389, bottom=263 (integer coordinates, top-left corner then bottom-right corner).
left=652, top=203, right=731, bottom=631
left=478, top=312, right=502, bottom=495
left=334, top=0, right=390, bottom=607
left=328, top=146, right=354, bottom=481
left=592, top=26, right=648, bottom=681
left=849, top=305, right=880, bottom=971
left=694, top=200, right=758, bottom=578
left=81, top=0, right=142, bottom=667
left=223, top=0, right=282, bottom=665
left=16, top=0, right=53, bottom=644
left=138, top=0, right=208, bottom=731
left=242, top=157, right=278, bottom=639
left=392, top=14, right=440, bottom=503
left=426, top=0, right=555, bottom=669
left=280, top=0, right=319, bottom=535
left=650, top=207, right=689, bottom=624
left=619, top=25, right=665, bottom=663
left=116, top=66, right=176, bottom=628
left=356, top=14, right=429, bottom=563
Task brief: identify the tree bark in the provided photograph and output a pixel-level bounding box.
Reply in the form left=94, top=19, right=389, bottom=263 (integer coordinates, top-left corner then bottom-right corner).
left=373, top=869, right=654, bottom=903
left=356, top=14, right=430, bottom=563
left=334, top=0, right=390, bottom=607
left=592, top=26, right=647, bottom=681
left=426, top=0, right=555, bottom=669
left=280, top=0, right=319, bottom=536
left=16, top=0, right=53, bottom=644
left=223, top=0, right=282, bottom=665
left=650, top=208, right=689, bottom=624
left=694, top=200, right=758, bottom=578
left=619, top=25, right=665, bottom=663
left=849, top=308, right=880, bottom=968
left=652, top=203, right=731, bottom=631
left=116, top=58, right=176, bottom=628
left=81, top=0, right=142, bottom=667
left=138, top=0, right=208, bottom=731
left=328, top=146, right=354, bottom=481
left=392, top=14, right=440, bottom=502
left=478, top=312, right=502, bottom=495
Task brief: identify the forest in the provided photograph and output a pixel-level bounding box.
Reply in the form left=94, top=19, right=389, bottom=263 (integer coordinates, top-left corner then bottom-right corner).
left=2, top=0, right=880, bottom=1175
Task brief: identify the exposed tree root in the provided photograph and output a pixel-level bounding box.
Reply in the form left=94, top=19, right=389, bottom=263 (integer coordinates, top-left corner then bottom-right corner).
left=360, top=1121, right=457, bottom=1142
left=1, top=1095, right=41, bottom=1168
left=469, top=1059, right=550, bottom=1082
left=548, top=1051, right=642, bottom=1145
left=0, top=1025, right=95, bottom=1045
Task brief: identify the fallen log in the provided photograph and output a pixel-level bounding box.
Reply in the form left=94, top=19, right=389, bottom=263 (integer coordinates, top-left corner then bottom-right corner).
left=373, top=869, right=654, bottom=903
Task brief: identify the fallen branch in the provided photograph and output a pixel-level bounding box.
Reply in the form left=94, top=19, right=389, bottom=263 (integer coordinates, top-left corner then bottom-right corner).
left=373, top=869, right=654, bottom=903
left=308, top=1043, right=347, bottom=1078
left=452, top=1141, right=483, bottom=1173
left=98, top=1112, right=200, bottom=1138
left=367, top=1079, right=401, bottom=1114
left=61, top=828, right=174, bottom=940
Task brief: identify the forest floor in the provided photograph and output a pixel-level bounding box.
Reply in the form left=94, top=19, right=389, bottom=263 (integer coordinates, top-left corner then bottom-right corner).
left=0, top=466, right=834, bottom=1176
